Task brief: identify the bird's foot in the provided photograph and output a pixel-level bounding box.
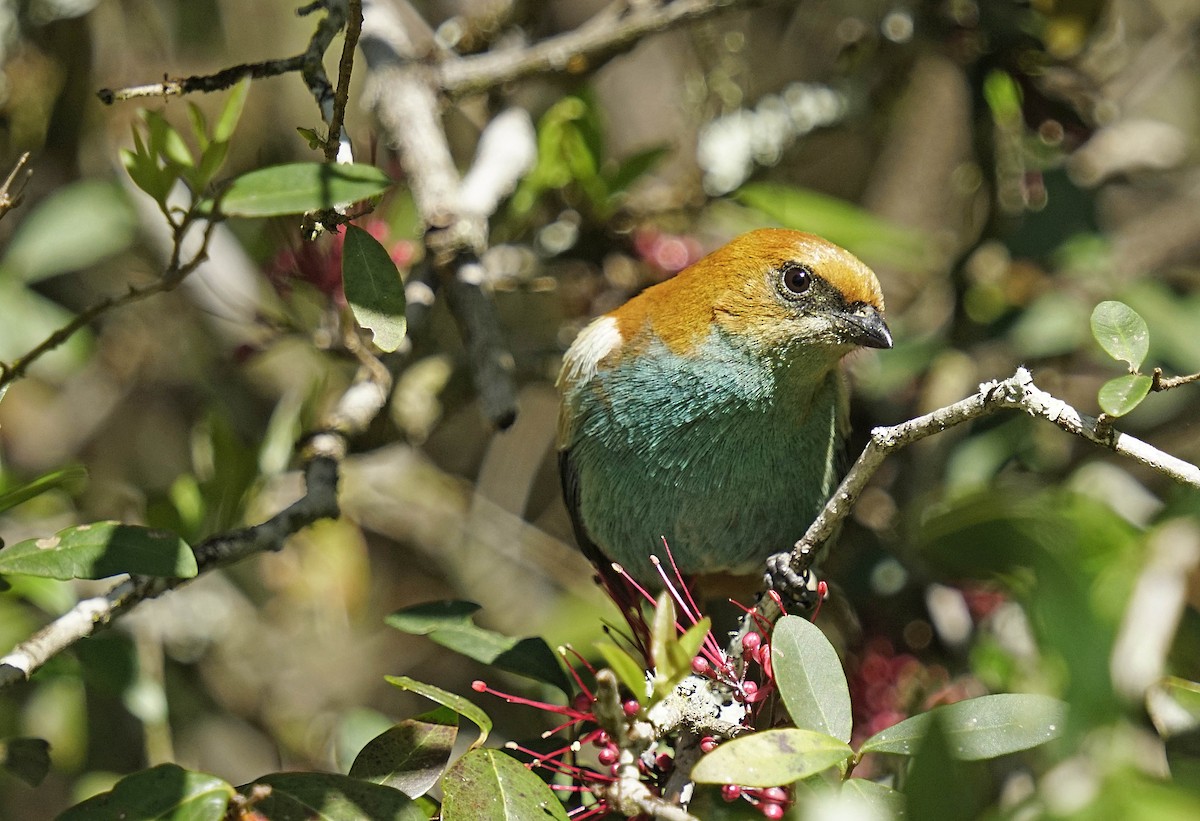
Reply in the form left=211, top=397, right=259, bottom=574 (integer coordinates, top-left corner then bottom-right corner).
left=764, top=552, right=821, bottom=612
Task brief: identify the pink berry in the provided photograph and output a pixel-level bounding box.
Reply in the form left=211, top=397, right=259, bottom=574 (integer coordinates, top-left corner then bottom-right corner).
left=761, top=803, right=785, bottom=819
left=741, top=681, right=759, bottom=699
left=742, top=632, right=762, bottom=652
left=470, top=680, right=487, bottom=692
left=721, top=784, right=742, bottom=802
left=597, top=746, right=618, bottom=766
left=623, top=699, right=640, bottom=716
left=592, top=730, right=610, bottom=748
left=655, top=752, right=673, bottom=771
left=700, top=737, right=718, bottom=753
left=692, top=657, right=710, bottom=675
left=761, top=787, right=789, bottom=803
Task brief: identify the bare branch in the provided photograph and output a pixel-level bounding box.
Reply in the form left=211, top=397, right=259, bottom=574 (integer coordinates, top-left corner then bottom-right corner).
left=0, top=152, right=32, bottom=221
left=325, top=0, right=363, bottom=162
left=437, top=0, right=769, bottom=99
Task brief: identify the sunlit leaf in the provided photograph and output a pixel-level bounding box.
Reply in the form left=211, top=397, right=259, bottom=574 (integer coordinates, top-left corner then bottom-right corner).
left=771, top=615, right=852, bottom=742
left=860, top=693, right=1065, bottom=759
left=349, top=708, right=458, bottom=799
left=595, top=641, right=648, bottom=702
left=0, top=522, right=196, bottom=580
left=1098, top=373, right=1152, bottom=416
left=219, top=162, right=392, bottom=217
left=691, top=729, right=852, bottom=787
left=387, top=601, right=569, bottom=693
left=441, top=748, right=569, bottom=821
left=386, top=675, right=492, bottom=750
left=1091, top=300, right=1150, bottom=370
left=343, top=225, right=408, bottom=353
left=213, top=75, right=251, bottom=143
left=58, top=763, right=233, bottom=821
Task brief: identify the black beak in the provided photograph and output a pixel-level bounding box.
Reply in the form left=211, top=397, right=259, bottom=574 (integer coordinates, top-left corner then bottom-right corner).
left=841, top=305, right=892, bottom=350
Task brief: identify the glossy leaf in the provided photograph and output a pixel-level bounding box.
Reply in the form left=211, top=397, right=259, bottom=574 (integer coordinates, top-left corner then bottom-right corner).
left=3, top=180, right=137, bottom=283
left=219, top=162, right=391, bottom=217
left=349, top=707, right=458, bottom=798
left=859, top=693, right=1065, bottom=759
left=240, top=772, right=424, bottom=821
left=213, top=75, right=251, bottom=143
left=691, top=728, right=852, bottom=787
left=0, top=522, right=196, bottom=580
left=595, top=640, right=648, bottom=701
left=771, top=615, right=852, bottom=742
left=1, top=737, right=50, bottom=787
left=441, top=748, right=569, bottom=821
left=1091, top=300, right=1150, bottom=370
left=386, top=675, right=492, bottom=749
left=343, top=225, right=408, bottom=353
left=58, top=763, right=233, bottom=821
left=1098, top=373, right=1152, bottom=416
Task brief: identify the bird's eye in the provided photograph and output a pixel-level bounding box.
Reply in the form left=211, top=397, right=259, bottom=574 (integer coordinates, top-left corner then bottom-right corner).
left=779, top=263, right=812, bottom=296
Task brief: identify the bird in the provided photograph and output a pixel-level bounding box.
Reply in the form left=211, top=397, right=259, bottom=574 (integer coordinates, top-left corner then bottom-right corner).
left=556, top=228, right=891, bottom=597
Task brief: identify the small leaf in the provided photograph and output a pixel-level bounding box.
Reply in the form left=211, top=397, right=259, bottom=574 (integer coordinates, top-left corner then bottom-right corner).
left=1091, top=300, right=1150, bottom=370
left=297, top=126, right=325, bottom=150
left=0, top=522, right=196, bottom=580
left=1098, top=373, right=1152, bottom=416
left=58, top=763, right=234, bottom=821
left=219, top=162, right=392, bottom=217
left=441, top=748, right=569, bottom=821
left=386, top=675, right=492, bottom=749
left=595, top=641, right=648, bottom=701
left=145, top=110, right=194, bottom=169
left=387, top=601, right=569, bottom=693
left=692, top=729, right=852, bottom=787
left=213, top=75, right=251, bottom=143
left=771, top=615, right=853, bottom=743
left=239, top=772, right=424, bottom=821
left=349, top=707, right=458, bottom=798
left=0, top=465, right=87, bottom=514
left=2, top=737, right=50, bottom=787
left=343, top=225, right=408, bottom=352
left=859, top=693, right=1065, bottom=759
left=186, top=103, right=209, bottom=152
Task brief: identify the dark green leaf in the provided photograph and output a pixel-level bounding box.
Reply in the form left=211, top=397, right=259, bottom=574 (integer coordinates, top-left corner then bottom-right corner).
left=441, top=748, right=569, bottom=821
left=386, top=601, right=569, bottom=693
left=219, top=163, right=391, bottom=217
left=904, top=716, right=985, bottom=821
left=1098, top=373, right=1152, bottom=416
left=0, top=465, right=87, bottom=514
left=859, top=693, right=1065, bottom=759
left=386, top=676, right=492, bottom=749
left=1091, top=300, right=1150, bottom=370
left=691, top=729, right=852, bottom=787
left=343, top=225, right=408, bottom=353
left=349, top=707, right=458, bottom=798
left=57, top=763, right=233, bottom=821
left=239, top=772, right=424, bottom=821
left=771, top=615, right=852, bottom=742
left=2, top=737, right=50, bottom=787
left=0, top=522, right=196, bottom=580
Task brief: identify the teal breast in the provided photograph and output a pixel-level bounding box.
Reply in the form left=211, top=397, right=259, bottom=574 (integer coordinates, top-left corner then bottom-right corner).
left=561, top=327, right=845, bottom=583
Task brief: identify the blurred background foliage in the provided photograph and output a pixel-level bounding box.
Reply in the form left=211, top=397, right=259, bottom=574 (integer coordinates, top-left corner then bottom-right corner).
left=0, top=0, right=1198, bottom=817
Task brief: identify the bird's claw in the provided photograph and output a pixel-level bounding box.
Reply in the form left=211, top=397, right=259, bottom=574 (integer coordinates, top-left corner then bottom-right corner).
left=764, top=552, right=820, bottom=611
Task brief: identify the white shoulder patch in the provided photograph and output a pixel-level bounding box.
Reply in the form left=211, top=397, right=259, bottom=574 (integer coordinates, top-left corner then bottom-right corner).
left=558, top=316, right=623, bottom=389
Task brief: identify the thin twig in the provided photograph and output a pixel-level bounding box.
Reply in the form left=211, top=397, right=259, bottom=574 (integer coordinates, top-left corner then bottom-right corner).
left=1152, top=366, right=1200, bottom=392
left=437, top=0, right=769, bottom=99
left=0, top=152, right=32, bottom=221
left=325, top=0, right=362, bottom=162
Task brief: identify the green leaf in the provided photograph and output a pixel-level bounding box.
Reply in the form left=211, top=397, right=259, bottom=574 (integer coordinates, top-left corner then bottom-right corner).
left=733, top=183, right=934, bottom=272
left=387, top=601, right=569, bottom=693
left=239, top=772, right=424, bottom=821
left=219, top=162, right=392, bottom=217
left=771, top=615, right=853, bottom=743
left=1091, top=300, right=1150, bottom=370
left=983, top=69, right=1023, bottom=127
left=213, top=75, right=251, bottom=143
left=0, top=522, right=196, bottom=580
left=186, top=103, right=210, bottom=152
left=904, top=716, right=984, bottom=821
left=441, top=748, right=569, bottom=821
left=3, top=180, right=137, bottom=282
left=57, top=763, right=234, bottom=821
left=2, top=737, right=50, bottom=787
left=343, top=225, right=408, bottom=353
left=691, top=729, right=852, bottom=787
left=1098, top=373, right=1152, bottom=416
left=841, top=779, right=906, bottom=816
left=595, top=640, right=648, bottom=701
left=859, top=693, right=1065, bottom=759
left=0, top=465, right=87, bottom=514
left=349, top=707, right=458, bottom=798
left=386, top=676, right=492, bottom=750
left=145, top=110, right=194, bottom=169
left=606, top=145, right=669, bottom=196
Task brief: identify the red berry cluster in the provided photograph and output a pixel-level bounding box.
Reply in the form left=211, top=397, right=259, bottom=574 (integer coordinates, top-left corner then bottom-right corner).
left=848, top=637, right=950, bottom=746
